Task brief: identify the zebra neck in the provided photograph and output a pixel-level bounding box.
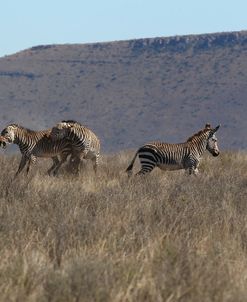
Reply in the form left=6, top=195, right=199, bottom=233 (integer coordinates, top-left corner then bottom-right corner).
left=68, top=129, right=84, bottom=143
left=188, top=136, right=208, bottom=156
left=14, top=129, right=34, bottom=154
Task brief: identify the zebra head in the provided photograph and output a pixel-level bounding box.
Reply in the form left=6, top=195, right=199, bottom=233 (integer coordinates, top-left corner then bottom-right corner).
left=0, top=124, right=18, bottom=144
left=0, top=135, right=8, bottom=149
left=206, top=124, right=220, bottom=157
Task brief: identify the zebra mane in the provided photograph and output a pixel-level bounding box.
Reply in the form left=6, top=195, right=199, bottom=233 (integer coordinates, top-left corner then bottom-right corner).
left=8, top=123, right=19, bottom=128
left=61, top=120, right=79, bottom=124
left=7, top=124, right=38, bottom=133
left=61, top=120, right=87, bottom=128
left=186, top=127, right=211, bottom=142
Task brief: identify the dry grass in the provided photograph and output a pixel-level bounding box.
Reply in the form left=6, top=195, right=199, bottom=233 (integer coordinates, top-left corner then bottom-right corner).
left=0, top=151, right=247, bottom=301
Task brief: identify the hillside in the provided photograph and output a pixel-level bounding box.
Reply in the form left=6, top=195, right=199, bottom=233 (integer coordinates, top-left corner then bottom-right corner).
left=0, top=31, right=247, bottom=152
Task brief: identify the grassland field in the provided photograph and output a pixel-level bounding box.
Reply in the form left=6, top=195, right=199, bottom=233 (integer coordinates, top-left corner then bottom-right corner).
left=0, top=151, right=247, bottom=301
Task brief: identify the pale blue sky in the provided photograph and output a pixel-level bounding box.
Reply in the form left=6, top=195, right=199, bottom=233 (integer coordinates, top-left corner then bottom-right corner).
left=0, top=0, right=247, bottom=57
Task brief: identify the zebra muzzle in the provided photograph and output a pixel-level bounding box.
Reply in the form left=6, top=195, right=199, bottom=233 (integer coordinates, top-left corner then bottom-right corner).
left=212, top=150, right=220, bottom=157
left=0, top=135, right=9, bottom=149
left=0, top=141, right=7, bottom=149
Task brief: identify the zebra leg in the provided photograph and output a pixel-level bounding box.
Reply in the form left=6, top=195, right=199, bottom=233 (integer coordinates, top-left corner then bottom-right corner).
left=194, top=168, right=199, bottom=175
left=92, top=155, right=99, bottom=173
left=188, top=166, right=199, bottom=175
left=69, top=154, right=81, bottom=174
left=47, top=156, right=60, bottom=176
left=52, top=153, right=69, bottom=176
left=26, top=159, right=32, bottom=174
left=136, top=162, right=156, bottom=175
left=15, top=155, right=28, bottom=176
left=188, top=159, right=200, bottom=175
left=26, top=155, right=36, bottom=174
left=135, top=151, right=157, bottom=175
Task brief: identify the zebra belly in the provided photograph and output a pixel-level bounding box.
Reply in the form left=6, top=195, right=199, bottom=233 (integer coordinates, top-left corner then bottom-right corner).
left=33, top=151, right=60, bottom=158
left=158, top=163, right=184, bottom=171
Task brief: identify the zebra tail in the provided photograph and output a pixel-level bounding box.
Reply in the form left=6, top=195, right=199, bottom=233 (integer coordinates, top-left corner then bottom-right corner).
left=126, top=151, right=139, bottom=176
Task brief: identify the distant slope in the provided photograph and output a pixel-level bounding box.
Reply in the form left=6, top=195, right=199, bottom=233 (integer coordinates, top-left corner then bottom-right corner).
left=0, top=30, right=247, bottom=152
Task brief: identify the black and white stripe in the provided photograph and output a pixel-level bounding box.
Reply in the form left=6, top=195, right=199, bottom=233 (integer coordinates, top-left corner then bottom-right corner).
left=126, top=124, right=220, bottom=176
left=0, top=124, right=78, bottom=176
left=51, top=120, right=100, bottom=173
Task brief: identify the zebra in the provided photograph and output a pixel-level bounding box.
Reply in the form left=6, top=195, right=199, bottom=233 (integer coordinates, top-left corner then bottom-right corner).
left=126, top=123, right=220, bottom=176
left=50, top=120, right=100, bottom=173
left=0, top=124, right=80, bottom=176
left=0, top=135, right=8, bottom=149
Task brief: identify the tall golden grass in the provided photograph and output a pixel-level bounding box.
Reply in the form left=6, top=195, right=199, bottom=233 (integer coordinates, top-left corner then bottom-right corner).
left=0, top=151, right=247, bottom=301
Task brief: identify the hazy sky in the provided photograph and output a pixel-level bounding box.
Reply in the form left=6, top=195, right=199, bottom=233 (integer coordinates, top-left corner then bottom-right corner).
left=0, top=0, right=247, bottom=57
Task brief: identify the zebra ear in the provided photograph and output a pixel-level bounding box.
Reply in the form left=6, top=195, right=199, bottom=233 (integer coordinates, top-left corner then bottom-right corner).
left=205, top=123, right=211, bottom=129
left=213, top=124, right=221, bottom=133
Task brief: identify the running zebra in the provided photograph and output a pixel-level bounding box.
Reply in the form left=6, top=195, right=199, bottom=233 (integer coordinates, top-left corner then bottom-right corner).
left=0, top=124, right=80, bottom=176
left=126, top=123, right=220, bottom=176
left=50, top=120, right=100, bottom=173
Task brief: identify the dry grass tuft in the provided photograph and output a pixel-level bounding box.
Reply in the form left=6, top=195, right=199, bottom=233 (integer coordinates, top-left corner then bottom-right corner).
left=0, top=151, right=247, bottom=301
